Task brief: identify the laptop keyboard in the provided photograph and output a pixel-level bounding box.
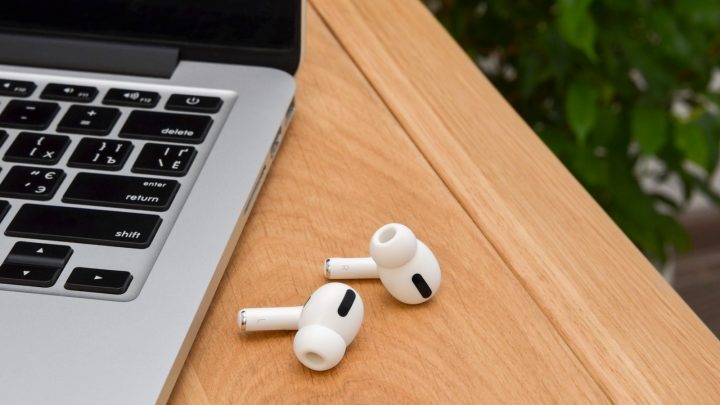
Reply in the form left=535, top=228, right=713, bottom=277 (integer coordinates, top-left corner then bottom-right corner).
left=0, top=74, right=233, bottom=301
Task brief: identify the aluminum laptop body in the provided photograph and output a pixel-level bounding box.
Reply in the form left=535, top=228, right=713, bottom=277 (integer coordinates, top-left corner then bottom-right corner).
left=0, top=1, right=303, bottom=403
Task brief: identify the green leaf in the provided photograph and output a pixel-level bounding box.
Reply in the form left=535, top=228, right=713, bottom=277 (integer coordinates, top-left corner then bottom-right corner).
left=557, top=0, right=597, bottom=60
left=650, top=10, right=691, bottom=61
left=573, top=150, right=609, bottom=186
left=631, top=105, right=668, bottom=154
left=592, top=105, right=620, bottom=144
left=565, top=80, right=597, bottom=143
left=674, top=123, right=708, bottom=167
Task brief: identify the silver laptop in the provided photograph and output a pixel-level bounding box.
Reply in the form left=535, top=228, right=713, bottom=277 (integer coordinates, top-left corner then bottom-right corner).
left=0, top=1, right=303, bottom=403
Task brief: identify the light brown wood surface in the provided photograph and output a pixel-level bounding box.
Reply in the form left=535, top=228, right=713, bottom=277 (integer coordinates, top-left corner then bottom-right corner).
left=311, top=0, right=720, bottom=402
left=169, top=1, right=720, bottom=403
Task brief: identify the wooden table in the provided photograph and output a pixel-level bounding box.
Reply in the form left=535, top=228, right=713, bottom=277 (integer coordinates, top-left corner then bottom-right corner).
left=169, top=1, right=720, bottom=403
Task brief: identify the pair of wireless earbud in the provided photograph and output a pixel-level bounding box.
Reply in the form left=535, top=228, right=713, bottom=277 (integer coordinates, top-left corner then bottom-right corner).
left=238, top=223, right=441, bottom=371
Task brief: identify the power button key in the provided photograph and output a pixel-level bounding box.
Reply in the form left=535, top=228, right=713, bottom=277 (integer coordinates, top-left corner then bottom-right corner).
left=165, top=94, right=223, bottom=113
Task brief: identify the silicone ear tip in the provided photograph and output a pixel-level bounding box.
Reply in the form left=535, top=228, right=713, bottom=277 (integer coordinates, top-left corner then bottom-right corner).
left=369, top=223, right=417, bottom=268
left=293, top=325, right=347, bottom=371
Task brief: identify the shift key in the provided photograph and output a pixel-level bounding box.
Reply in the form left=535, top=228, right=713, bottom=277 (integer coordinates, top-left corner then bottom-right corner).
left=64, top=173, right=179, bottom=211
left=119, top=110, right=212, bottom=144
left=6, top=204, right=161, bottom=248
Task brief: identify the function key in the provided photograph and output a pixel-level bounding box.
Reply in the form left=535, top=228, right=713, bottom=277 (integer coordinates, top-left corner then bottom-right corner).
left=120, top=110, right=212, bottom=144
left=68, top=139, right=133, bottom=171
left=0, top=79, right=36, bottom=97
left=0, top=166, right=65, bottom=200
left=166, top=94, right=223, bottom=113
left=65, top=268, right=133, bottom=295
left=0, top=100, right=59, bottom=130
left=4, top=132, right=70, bottom=165
left=57, top=105, right=120, bottom=136
left=132, top=143, right=197, bottom=177
left=103, top=88, right=160, bottom=108
left=41, top=83, right=97, bottom=103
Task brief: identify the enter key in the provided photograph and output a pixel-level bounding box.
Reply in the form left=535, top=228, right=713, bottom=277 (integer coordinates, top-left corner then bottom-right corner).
left=63, top=173, right=179, bottom=212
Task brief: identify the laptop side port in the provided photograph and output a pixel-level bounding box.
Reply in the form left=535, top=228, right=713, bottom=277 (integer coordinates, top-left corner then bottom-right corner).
left=271, top=98, right=295, bottom=159
left=243, top=165, right=268, bottom=215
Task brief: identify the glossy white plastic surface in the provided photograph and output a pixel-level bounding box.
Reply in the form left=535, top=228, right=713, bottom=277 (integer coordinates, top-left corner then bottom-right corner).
left=239, top=306, right=303, bottom=331
left=239, top=282, right=364, bottom=371
left=324, top=257, right=378, bottom=279
left=326, top=223, right=442, bottom=304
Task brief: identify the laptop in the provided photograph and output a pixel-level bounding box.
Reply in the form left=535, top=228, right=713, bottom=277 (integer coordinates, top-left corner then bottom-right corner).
left=0, top=1, right=303, bottom=403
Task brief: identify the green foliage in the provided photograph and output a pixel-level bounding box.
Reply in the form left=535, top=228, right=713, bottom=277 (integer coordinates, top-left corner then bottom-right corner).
left=566, top=79, right=597, bottom=143
left=632, top=105, right=668, bottom=154
left=426, top=0, right=720, bottom=263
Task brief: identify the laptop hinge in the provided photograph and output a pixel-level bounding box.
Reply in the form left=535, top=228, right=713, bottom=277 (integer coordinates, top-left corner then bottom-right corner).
left=0, top=33, right=179, bottom=78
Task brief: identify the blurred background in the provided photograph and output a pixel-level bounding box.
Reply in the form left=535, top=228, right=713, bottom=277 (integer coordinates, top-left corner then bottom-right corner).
left=424, top=0, right=720, bottom=335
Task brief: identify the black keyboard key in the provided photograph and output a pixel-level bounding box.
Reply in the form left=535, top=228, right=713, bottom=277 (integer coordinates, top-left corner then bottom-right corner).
left=0, top=166, right=65, bottom=200
left=0, top=130, right=7, bottom=147
left=41, top=83, right=97, bottom=103
left=4, top=132, right=70, bottom=165
left=63, top=173, right=179, bottom=211
left=65, top=268, right=132, bottom=294
left=0, top=241, right=71, bottom=287
left=0, top=79, right=36, bottom=97
left=132, top=143, right=197, bottom=177
left=6, top=241, right=72, bottom=269
left=103, top=88, right=160, bottom=108
left=6, top=204, right=162, bottom=248
left=0, top=200, right=9, bottom=222
left=57, top=105, right=120, bottom=135
left=166, top=94, right=223, bottom=113
left=0, top=100, right=59, bottom=130
left=67, top=138, right=132, bottom=171
left=120, top=110, right=212, bottom=144
left=0, top=262, right=62, bottom=287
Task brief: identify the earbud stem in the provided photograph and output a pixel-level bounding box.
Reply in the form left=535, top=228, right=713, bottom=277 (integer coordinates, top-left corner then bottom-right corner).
left=239, top=306, right=303, bottom=332
left=325, top=257, right=378, bottom=279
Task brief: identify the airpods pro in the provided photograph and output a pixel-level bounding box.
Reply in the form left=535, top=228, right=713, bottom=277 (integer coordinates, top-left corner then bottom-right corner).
left=325, top=223, right=441, bottom=304
left=238, top=283, right=364, bottom=371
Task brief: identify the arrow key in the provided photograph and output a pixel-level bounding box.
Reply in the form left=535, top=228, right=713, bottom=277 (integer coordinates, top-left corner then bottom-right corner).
left=5, top=241, right=73, bottom=269
left=0, top=262, right=62, bottom=287
left=65, top=268, right=132, bottom=295
left=0, top=241, right=71, bottom=287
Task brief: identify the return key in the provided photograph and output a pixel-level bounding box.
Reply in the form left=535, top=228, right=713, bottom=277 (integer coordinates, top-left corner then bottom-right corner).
left=63, top=173, right=179, bottom=212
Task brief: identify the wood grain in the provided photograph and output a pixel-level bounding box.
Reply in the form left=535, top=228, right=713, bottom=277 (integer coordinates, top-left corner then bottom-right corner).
left=168, top=7, right=608, bottom=404
left=311, top=0, right=720, bottom=402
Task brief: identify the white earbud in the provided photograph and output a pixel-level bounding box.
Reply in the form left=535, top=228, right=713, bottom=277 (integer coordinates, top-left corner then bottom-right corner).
left=238, top=282, right=364, bottom=371
left=325, top=223, right=441, bottom=304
